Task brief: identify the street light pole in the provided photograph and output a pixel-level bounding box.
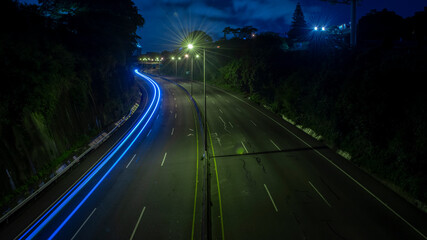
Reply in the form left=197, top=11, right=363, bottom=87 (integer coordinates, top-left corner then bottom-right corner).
left=203, top=48, right=207, bottom=156
left=191, top=57, right=193, bottom=96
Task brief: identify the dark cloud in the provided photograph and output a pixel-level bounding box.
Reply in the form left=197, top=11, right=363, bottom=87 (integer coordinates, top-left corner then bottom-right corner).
left=18, top=0, right=427, bottom=52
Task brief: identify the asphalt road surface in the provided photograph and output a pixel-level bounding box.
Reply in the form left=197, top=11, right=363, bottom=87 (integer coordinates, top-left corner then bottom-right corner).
left=164, top=74, right=427, bottom=240
left=1, top=70, right=426, bottom=240
left=0, top=71, right=204, bottom=239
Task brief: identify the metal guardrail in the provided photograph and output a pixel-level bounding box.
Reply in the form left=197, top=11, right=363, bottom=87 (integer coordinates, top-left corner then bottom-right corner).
left=0, top=101, right=141, bottom=224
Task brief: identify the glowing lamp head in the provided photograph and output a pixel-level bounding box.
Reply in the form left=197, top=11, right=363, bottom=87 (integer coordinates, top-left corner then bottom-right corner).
left=321, top=27, right=326, bottom=31
left=185, top=54, right=189, bottom=58
left=314, top=26, right=318, bottom=31
left=187, top=43, right=194, bottom=49
left=171, top=57, right=175, bottom=60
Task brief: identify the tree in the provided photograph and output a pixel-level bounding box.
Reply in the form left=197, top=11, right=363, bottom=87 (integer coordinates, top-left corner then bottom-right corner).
left=231, top=28, right=241, bottom=38
left=222, top=26, right=232, bottom=40
left=288, top=2, right=308, bottom=41
left=358, top=9, right=406, bottom=47
left=320, top=0, right=362, bottom=47
left=240, top=26, right=258, bottom=39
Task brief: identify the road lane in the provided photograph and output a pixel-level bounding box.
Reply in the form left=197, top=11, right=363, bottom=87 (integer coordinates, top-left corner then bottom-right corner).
left=1, top=72, right=205, bottom=240
left=52, top=73, right=204, bottom=240
left=165, top=76, right=427, bottom=240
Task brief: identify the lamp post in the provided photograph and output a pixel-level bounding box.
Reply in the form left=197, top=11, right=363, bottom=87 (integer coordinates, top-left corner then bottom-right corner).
left=172, top=57, right=178, bottom=76
left=187, top=43, right=207, bottom=156
left=190, top=56, right=193, bottom=95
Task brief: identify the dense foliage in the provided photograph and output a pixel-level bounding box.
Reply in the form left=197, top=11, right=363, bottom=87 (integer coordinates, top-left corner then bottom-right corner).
left=159, top=11, right=427, bottom=204
left=209, top=33, right=427, bottom=202
left=0, top=0, right=143, bottom=208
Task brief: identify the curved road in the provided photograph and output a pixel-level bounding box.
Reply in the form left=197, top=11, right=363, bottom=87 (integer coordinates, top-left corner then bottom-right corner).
left=1, top=71, right=426, bottom=240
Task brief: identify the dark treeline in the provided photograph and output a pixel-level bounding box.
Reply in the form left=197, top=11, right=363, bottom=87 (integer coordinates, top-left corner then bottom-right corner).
left=160, top=8, right=427, bottom=203
left=0, top=0, right=143, bottom=209
left=215, top=36, right=427, bottom=204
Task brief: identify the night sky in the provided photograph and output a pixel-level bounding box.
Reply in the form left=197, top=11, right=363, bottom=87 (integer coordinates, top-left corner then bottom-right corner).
left=19, top=0, right=427, bottom=53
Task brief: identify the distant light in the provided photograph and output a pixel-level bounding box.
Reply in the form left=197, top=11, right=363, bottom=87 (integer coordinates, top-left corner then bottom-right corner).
left=314, top=26, right=318, bottom=31
left=188, top=43, right=194, bottom=49
left=171, top=57, right=175, bottom=60
left=216, top=46, right=220, bottom=48
left=251, top=33, right=255, bottom=37
left=185, top=54, right=189, bottom=58
left=321, top=27, right=326, bottom=31
left=178, top=57, right=181, bottom=60
left=196, top=54, right=199, bottom=58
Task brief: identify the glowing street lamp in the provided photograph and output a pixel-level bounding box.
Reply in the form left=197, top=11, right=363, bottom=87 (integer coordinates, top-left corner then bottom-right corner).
left=314, top=26, right=318, bottom=31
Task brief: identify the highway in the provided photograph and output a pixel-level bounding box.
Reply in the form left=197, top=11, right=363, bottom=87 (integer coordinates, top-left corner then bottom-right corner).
left=1, top=70, right=426, bottom=240
left=167, top=75, right=427, bottom=240
left=0, top=71, right=204, bottom=239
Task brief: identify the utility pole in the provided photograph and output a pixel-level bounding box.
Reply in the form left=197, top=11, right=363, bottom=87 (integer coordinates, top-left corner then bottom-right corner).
left=321, top=0, right=359, bottom=47
left=350, top=0, right=356, bottom=47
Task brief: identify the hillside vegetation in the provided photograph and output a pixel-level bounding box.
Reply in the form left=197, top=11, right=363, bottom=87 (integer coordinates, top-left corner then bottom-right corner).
left=0, top=0, right=143, bottom=209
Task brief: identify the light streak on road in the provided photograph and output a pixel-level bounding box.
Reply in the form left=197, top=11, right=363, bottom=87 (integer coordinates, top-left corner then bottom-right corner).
left=19, top=70, right=161, bottom=239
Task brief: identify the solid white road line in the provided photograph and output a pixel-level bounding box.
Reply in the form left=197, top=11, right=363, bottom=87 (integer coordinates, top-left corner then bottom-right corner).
left=270, top=139, right=281, bottom=151
left=71, top=208, right=97, bottom=240
left=211, top=84, right=427, bottom=239
left=129, top=206, right=146, bottom=240
left=309, top=181, right=331, bottom=207
left=171, top=128, right=175, bottom=136
left=264, top=184, right=278, bottom=212
left=126, top=154, right=137, bottom=169
left=219, top=108, right=223, bottom=114
left=241, top=141, right=249, bottom=153
left=250, top=120, right=257, bottom=126
left=229, top=122, right=234, bottom=128
left=161, top=152, right=167, bottom=167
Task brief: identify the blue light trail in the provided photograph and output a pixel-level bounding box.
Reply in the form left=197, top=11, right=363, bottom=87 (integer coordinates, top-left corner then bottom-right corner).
left=19, top=70, right=161, bottom=239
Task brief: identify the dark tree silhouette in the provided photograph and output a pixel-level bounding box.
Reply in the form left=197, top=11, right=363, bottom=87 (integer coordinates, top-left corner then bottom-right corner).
left=240, top=26, right=258, bottom=39
left=222, top=26, right=232, bottom=40
left=406, top=7, right=427, bottom=46
left=287, top=2, right=308, bottom=41
left=358, top=9, right=406, bottom=47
